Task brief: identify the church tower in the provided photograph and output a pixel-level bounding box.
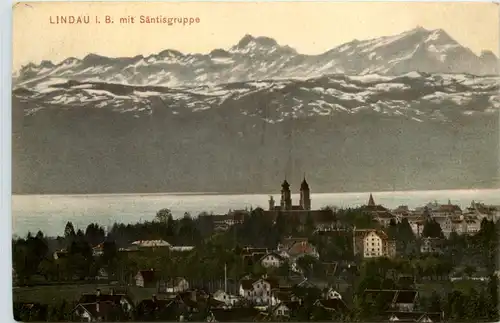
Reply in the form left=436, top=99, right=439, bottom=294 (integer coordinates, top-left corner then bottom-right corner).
left=280, top=179, right=292, bottom=210
left=268, top=196, right=275, bottom=211
left=299, top=175, right=311, bottom=210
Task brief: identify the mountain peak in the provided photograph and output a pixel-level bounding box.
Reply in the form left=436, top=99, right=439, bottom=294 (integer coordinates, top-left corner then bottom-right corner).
left=230, top=34, right=297, bottom=56
left=235, top=34, right=278, bottom=48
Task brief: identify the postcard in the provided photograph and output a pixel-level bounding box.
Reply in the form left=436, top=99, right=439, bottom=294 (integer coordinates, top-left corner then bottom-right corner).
left=11, top=1, right=500, bottom=322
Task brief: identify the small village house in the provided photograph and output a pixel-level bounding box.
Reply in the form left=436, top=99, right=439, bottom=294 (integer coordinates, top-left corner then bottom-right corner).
left=212, top=290, right=240, bottom=307
left=160, top=277, right=190, bottom=293
left=259, top=252, right=285, bottom=268
left=135, top=269, right=160, bottom=288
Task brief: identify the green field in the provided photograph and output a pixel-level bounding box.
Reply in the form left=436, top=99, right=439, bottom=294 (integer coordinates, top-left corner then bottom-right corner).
left=13, top=284, right=161, bottom=305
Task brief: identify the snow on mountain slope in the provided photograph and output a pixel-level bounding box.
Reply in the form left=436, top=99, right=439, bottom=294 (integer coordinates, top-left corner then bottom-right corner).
left=14, top=28, right=499, bottom=89
left=13, top=73, right=500, bottom=123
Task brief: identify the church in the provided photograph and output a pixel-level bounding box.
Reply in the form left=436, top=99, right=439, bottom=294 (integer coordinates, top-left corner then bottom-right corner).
left=264, top=177, right=337, bottom=229
left=268, top=177, right=311, bottom=211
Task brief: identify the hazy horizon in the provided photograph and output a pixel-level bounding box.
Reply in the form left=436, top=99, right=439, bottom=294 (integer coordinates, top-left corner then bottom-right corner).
left=12, top=188, right=500, bottom=237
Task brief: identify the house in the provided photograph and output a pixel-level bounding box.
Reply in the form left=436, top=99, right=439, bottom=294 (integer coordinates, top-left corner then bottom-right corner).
left=420, top=237, right=445, bottom=254
left=362, top=194, right=396, bottom=227
left=270, top=289, right=300, bottom=306
left=467, top=201, right=500, bottom=222
left=323, top=287, right=342, bottom=300
left=278, top=237, right=309, bottom=250
left=354, top=229, right=397, bottom=258
left=212, top=290, right=240, bottom=307
left=92, top=243, right=104, bottom=257
left=214, top=210, right=249, bottom=229
left=78, top=289, right=134, bottom=314
left=282, top=239, right=319, bottom=259
left=176, top=290, right=209, bottom=314
left=238, top=277, right=277, bottom=305
left=387, top=311, right=444, bottom=322
left=314, top=298, right=348, bottom=313
left=432, top=201, right=462, bottom=217
left=464, top=216, right=481, bottom=234
left=272, top=301, right=301, bottom=318
left=259, top=252, right=285, bottom=268
left=131, top=240, right=171, bottom=249
left=362, top=289, right=418, bottom=312
left=433, top=216, right=453, bottom=237
left=240, top=247, right=269, bottom=266
left=393, top=290, right=418, bottom=312
left=160, top=277, right=189, bottom=293
left=71, top=301, right=126, bottom=322
left=135, top=269, right=160, bottom=288
left=170, top=246, right=195, bottom=252
left=393, top=206, right=411, bottom=217
left=135, top=296, right=178, bottom=321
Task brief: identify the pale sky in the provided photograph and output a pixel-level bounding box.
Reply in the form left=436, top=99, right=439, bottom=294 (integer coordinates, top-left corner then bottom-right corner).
left=12, top=1, right=499, bottom=70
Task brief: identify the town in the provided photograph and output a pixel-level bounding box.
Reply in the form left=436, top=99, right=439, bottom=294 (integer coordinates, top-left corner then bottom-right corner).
left=12, top=179, right=500, bottom=322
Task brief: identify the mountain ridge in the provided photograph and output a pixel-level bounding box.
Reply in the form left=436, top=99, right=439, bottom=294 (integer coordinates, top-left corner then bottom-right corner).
left=14, top=27, right=499, bottom=89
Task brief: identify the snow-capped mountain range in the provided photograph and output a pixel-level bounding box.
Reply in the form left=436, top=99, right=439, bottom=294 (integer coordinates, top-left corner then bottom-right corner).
left=14, top=27, right=499, bottom=89
left=12, top=26, right=500, bottom=195
left=12, top=72, right=500, bottom=122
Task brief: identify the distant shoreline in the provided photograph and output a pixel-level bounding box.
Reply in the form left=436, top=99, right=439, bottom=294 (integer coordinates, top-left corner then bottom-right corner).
left=11, top=187, right=500, bottom=198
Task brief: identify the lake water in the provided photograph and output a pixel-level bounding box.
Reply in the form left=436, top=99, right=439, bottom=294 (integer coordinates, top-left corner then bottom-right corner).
left=11, top=188, right=500, bottom=237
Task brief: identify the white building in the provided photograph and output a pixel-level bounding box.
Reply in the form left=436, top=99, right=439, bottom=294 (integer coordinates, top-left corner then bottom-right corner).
left=213, top=290, right=240, bottom=307
left=364, top=231, right=384, bottom=258
left=131, top=240, right=171, bottom=248
left=260, top=253, right=285, bottom=269
left=239, top=278, right=274, bottom=305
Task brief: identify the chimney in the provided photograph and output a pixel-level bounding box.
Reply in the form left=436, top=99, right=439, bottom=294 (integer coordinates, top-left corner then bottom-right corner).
left=96, top=289, right=101, bottom=297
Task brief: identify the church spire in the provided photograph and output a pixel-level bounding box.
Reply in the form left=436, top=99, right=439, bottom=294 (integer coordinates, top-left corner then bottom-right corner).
left=300, top=173, right=309, bottom=191
left=368, top=193, right=375, bottom=206
left=300, top=174, right=311, bottom=211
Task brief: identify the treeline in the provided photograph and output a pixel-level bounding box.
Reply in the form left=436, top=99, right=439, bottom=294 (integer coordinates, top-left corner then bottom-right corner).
left=12, top=207, right=500, bottom=285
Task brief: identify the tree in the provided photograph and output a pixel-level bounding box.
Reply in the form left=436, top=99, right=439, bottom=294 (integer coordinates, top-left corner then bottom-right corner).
left=304, top=213, right=315, bottom=235
left=85, top=223, right=106, bottom=246
left=156, top=208, right=172, bottom=223
left=422, top=219, right=444, bottom=239
left=64, top=221, right=76, bottom=243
